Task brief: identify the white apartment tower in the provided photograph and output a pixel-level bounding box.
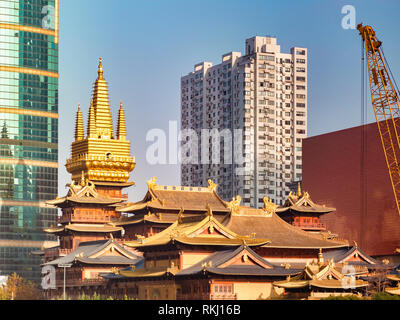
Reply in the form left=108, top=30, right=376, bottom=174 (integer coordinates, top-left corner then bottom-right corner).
left=180, top=36, right=307, bottom=207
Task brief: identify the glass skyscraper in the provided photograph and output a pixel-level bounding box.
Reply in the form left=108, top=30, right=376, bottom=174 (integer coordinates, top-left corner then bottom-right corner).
left=0, top=0, right=59, bottom=282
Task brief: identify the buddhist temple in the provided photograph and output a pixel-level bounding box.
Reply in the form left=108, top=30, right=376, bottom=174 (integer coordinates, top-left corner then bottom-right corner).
left=42, top=59, right=140, bottom=298
left=41, top=59, right=396, bottom=300
left=276, top=183, right=336, bottom=234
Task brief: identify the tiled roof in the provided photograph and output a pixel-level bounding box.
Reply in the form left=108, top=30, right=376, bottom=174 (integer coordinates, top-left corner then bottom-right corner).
left=123, top=213, right=270, bottom=249
left=44, top=239, right=142, bottom=267
left=224, top=209, right=348, bottom=249
left=118, top=184, right=230, bottom=213
left=277, top=188, right=335, bottom=215
left=177, top=245, right=302, bottom=277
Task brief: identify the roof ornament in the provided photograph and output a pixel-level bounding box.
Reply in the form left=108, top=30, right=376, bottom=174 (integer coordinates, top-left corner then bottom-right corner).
left=242, top=253, right=248, bottom=263
left=297, top=182, right=302, bottom=197
left=263, top=196, right=278, bottom=216
left=353, top=240, right=358, bottom=248
left=178, top=207, right=185, bottom=224
left=207, top=179, right=218, bottom=192
left=98, top=57, right=104, bottom=79
left=111, top=267, right=119, bottom=274
left=136, top=234, right=145, bottom=244
left=284, top=263, right=291, bottom=269
left=206, top=203, right=213, bottom=217
left=317, top=248, right=324, bottom=267
left=227, top=195, right=241, bottom=215
left=80, top=171, right=86, bottom=187
left=147, top=176, right=157, bottom=189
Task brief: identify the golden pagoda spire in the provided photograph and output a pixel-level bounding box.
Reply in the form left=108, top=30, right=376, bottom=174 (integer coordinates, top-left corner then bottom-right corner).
left=80, top=170, right=86, bottom=187
left=117, top=101, right=127, bottom=140
left=74, top=103, right=84, bottom=141
left=98, top=57, right=104, bottom=80
left=66, top=58, right=136, bottom=184
left=87, top=99, right=96, bottom=138
left=297, top=182, right=302, bottom=197
left=91, top=57, right=113, bottom=139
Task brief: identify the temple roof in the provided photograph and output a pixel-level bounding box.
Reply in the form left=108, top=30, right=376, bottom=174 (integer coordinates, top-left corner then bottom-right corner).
left=117, top=178, right=230, bottom=213
left=322, top=246, right=378, bottom=265
left=274, top=256, right=369, bottom=290
left=223, top=207, right=348, bottom=249
left=44, top=239, right=142, bottom=267
left=276, top=184, right=335, bottom=215
left=123, top=209, right=270, bottom=249
left=177, top=245, right=303, bottom=277
left=46, top=180, right=124, bottom=208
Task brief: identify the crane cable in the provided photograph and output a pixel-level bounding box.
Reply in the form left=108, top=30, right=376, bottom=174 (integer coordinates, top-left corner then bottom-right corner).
left=360, top=38, right=367, bottom=246
left=381, top=45, right=400, bottom=99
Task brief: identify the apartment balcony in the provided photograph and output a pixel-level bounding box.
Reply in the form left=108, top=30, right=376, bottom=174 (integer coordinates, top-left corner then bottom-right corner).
left=293, top=221, right=326, bottom=231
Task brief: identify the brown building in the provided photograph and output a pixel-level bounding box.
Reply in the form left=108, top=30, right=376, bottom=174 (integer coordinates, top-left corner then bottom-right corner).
left=302, top=122, right=400, bottom=261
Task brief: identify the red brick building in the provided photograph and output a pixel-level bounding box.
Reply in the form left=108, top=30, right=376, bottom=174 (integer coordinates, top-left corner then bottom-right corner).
left=303, top=122, right=400, bottom=260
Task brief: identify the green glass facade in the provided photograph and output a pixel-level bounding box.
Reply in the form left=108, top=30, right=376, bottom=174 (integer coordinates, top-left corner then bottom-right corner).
left=0, top=0, right=58, bottom=283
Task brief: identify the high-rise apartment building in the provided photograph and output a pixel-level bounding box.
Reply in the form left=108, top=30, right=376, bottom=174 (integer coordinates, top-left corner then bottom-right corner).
left=181, top=36, right=307, bottom=207
left=0, top=0, right=59, bottom=282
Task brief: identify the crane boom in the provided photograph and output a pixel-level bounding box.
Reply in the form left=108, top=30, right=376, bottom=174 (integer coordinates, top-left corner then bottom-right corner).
left=357, top=23, right=400, bottom=215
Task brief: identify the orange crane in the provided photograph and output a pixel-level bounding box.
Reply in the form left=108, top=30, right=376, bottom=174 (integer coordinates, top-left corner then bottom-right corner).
left=357, top=23, right=400, bottom=215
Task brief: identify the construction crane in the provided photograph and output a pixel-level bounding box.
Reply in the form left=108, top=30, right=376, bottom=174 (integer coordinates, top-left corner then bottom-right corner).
left=357, top=23, right=400, bottom=215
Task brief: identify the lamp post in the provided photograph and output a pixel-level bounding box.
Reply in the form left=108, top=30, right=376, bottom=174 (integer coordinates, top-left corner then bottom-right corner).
left=58, top=263, right=72, bottom=300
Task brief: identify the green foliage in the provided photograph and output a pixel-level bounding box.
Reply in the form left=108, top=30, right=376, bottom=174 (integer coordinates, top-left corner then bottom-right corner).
left=321, top=294, right=365, bottom=300
left=0, top=273, right=42, bottom=300
left=372, top=292, right=400, bottom=300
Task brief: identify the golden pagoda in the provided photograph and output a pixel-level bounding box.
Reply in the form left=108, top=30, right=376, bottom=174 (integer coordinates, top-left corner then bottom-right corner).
left=66, top=58, right=136, bottom=185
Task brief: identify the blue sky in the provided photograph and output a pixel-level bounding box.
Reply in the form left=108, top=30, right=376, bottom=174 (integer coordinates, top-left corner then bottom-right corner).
left=58, top=0, right=400, bottom=200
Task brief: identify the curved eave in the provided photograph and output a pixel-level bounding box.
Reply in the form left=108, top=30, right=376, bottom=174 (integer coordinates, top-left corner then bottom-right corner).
left=64, top=225, right=123, bottom=233
left=117, top=202, right=149, bottom=212
left=276, top=207, right=335, bottom=214
left=174, top=237, right=270, bottom=247
left=261, top=243, right=349, bottom=249
left=75, top=258, right=139, bottom=265
left=309, top=280, right=369, bottom=289
left=43, top=227, right=64, bottom=234
left=204, top=268, right=302, bottom=277
left=385, top=287, right=400, bottom=296
left=118, top=269, right=173, bottom=278
left=273, top=280, right=309, bottom=289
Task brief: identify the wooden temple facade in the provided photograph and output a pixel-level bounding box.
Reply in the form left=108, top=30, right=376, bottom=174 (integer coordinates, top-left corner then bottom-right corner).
left=42, top=59, right=395, bottom=300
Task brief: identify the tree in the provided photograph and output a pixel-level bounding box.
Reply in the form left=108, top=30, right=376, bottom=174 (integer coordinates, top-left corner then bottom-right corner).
left=0, top=273, right=43, bottom=300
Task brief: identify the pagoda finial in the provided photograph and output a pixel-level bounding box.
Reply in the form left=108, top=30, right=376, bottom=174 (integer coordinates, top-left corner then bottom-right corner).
left=98, top=57, right=103, bottom=80
left=87, top=99, right=96, bottom=138
left=80, top=171, right=85, bottom=187
left=117, top=101, right=127, bottom=140
left=297, top=182, right=302, bottom=197
left=75, top=103, right=84, bottom=141
left=317, top=248, right=324, bottom=267
left=91, top=58, right=113, bottom=138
